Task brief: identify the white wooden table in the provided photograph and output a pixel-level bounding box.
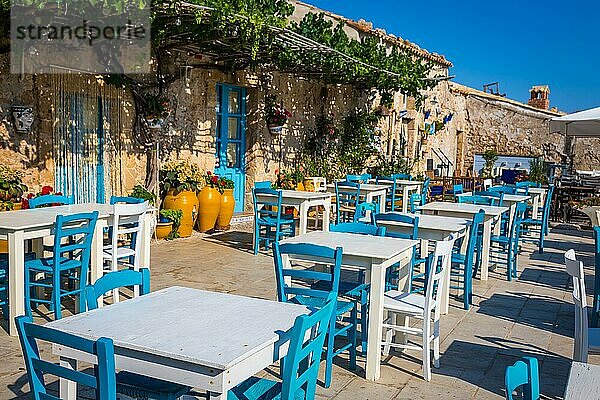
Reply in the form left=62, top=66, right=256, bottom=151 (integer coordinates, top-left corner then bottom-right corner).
left=255, top=190, right=331, bottom=235
left=373, top=212, right=470, bottom=314
left=0, top=203, right=153, bottom=335
left=564, top=362, right=600, bottom=399
left=418, top=202, right=509, bottom=281
left=371, top=179, right=423, bottom=213
left=327, top=183, right=388, bottom=213
left=458, top=192, right=529, bottom=231
left=280, top=230, right=418, bottom=381
left=528, top=187, right=547, bottom=219
left=47, top=287, right=309, bottom=400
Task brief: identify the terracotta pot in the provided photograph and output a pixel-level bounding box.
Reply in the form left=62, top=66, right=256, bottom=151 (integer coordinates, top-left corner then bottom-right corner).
left=197, top=187, right=221, bottom=232
left=303, top=179, right=315, bottom=192
left=155, top=222, right=173, bottom=239
left=162, top=189, right=198, bottom=238
left=13, top=203, right=22, bottom=211
left=216, top=189, right=235, bottom=230
left=296, top=182, right=305, bottom=191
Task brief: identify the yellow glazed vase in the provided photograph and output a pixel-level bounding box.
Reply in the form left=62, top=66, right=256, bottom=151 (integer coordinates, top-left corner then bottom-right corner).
left=296, top=182, right=305, bottom=191
left=162, top=189, right=198, bottom=238
left=303, top=179, right=315, bottom=192
left=216, top=189, right=235, bottom=230
left=197, top=187, right=221, bottom=232
left=155, top=222, right=173, bottom=239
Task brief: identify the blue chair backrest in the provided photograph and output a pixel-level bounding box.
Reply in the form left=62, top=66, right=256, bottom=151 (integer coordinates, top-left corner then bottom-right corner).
left=273, top=243, right=342, bottom=303
left=29, top=194, right=74, bottom=209
left=15, top=315, right=117, bottom=400
left=354, top=202, right=378, bottom=223
left=511, top=202, right=528, bottom=239
left=421, top=178, right=430, bottom=204
left=489, top=186, right=516, bottom=195
left=84, top=268, right=150, bottom=310
left=253, top=187, right=284, bottom=222
left=458, top=195, right=497, bottom=206
left=254, top=181, right=272, bottom=189
left=109, top=196, right=145, bottom=205
left=374, top=213, right=419, bottom=239
left=393, top=173, right=412, bottom=181
left=280, top=292, right=337, bottom=400
left=463, top=210, right=485, bottom=265
left=409, top=193, right=423, bottom=213
left=515, top=181, right=541, bottom=189
left=474, top=191, right=505, bottom=207
left=330, top=222, right=386, bottom=236
left=504, top=357, right=540, bottom=400
left=346, top=174, right=371, bottom=183
left=541, top=185, right=554, bottom=224
left=335, top=181, right=361, bottom=223
left=376, top=176, right=398, bottom=210
left=453, top=184, right=464, bottom=194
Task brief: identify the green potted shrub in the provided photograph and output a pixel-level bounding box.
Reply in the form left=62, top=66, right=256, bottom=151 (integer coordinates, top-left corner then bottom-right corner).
left=157, top=209, right=183, bottom=240
left=130, top=184, right=157, bottom=205
left=0, top=165, right=28, bottom=211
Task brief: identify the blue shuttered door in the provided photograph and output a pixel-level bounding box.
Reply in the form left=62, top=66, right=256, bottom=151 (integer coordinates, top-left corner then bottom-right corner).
left=215, top=84, right=246, bottom=212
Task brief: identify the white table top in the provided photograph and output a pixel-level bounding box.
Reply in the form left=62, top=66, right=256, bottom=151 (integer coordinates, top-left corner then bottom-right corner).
left=459, top=192, right=530, bottom=202
left=418, top=201, right=509, bottom=216
left=46, top=287, right=308, bottom=370
left=564, top=362, right=600, bottom=399
left=371, top=179, right=422, bottom=187
left=0, top=203, right=114, bottom=231
left=280, top=230, right=418, bottom=260
left=265, top=190, right=331, bottom=200
left=327, top=183, right=388, bottom=193
left=528, top=187, right=547, bottom=195
left=375, top=212, right=470, bottom=235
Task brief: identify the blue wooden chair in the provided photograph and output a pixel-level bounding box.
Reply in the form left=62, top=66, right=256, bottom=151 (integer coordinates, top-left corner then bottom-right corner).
left=452, top=183, right=464, bottom=196
left=491, top=202, right=528, bottom=281
left=489, top=185, right=516, bottom=195
left=409, top=193, right=422, bottom=213
left=15, top=315, right=117, bottom=400
left=229, top=293, right=337, bottom=400
left=376, top=176, right=399, bottom=211
left=252, top=187, right=295, bottom=255
left=516, top=181, right=541, bottom=189
left=373, top=213, right=426, bottom=293
left=346, top=173, right=371, bottom=183
left=593, top=226, right=600, bottom=328
left=421, top=177, right=430, bottom=205
left=474, top=191, right=505, bottom=206
left=450, top=210, right=484, bottom=310
left=335, top=181, right=361, bottom=223
left=329, top=222, right=385, bottom=355
left=354, top=201, right=377, bottom=223
left=504, top=357, right=540, bottom=400
left=520, top=185, right=554, bottom=253
left=24, top=211, right=98, bottom=319
left=28, top=194, right=74, bottom=209
left=110, top=196, right=144, bottom=205
left=0, top=253, right=37, bottom=319
left=83, top=268, right=191, bottom=400
left=273, top=242, right=357, bottom=388
left=254, top=181, right=272, bottom=189
left=457, top=194, right=498, bottom=206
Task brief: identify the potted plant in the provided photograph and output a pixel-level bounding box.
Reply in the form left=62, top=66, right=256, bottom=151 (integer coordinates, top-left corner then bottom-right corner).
left=143, top=93, right=172, bottom=129
left=290, top=166, right=306, bottom=191
left=160, top=160, right=201, bottom=238
left=21, top=186, right=64, bottom=209
left=130, top=184, right=157, bottom=205
left=216, top=177, right=235, bottom=231
left=197, top=171, right=222, bottom=232
left=157, top=209, right=183, bottom=240
left=0, top=165, right=28, bottom=211
left=265, top=95, right=292, bottom=135
left=481, top=149, right=499, bottom=179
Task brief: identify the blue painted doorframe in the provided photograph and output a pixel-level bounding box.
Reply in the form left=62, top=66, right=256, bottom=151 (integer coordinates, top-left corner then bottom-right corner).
left=215, top=84, right=246, bottom=212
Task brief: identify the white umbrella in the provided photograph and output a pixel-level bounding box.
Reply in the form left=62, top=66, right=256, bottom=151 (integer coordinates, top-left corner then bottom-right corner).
left=550, top=106, right=600, bottom=137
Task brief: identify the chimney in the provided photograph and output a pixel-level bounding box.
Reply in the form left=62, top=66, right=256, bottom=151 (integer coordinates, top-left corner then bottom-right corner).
left=528, top=85, right=550, bottom=110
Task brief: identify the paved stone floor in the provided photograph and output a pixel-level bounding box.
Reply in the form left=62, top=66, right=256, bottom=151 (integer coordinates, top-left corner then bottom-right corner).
left=1, top=224, right=598, bottom=399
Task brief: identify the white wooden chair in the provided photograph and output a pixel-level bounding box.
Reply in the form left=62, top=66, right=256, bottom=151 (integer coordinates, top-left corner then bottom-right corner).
left=381, top=234, right=456, bottom=381
left=564, top=249, right=600, bottom=362
left=103, top=201, right=148, bottom=302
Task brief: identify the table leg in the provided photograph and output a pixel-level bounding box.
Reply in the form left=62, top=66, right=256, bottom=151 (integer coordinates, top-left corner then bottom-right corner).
left=299, top=203, right=308, bottom=235
left=441, top=245, right=452, bottom=315
left=91, top=220, right=106, bottom=284
left=8, top=230, right=25, bottom=336
left=532, top=195, right=540, bottom=219
left=377, top=193, right=385, bottom=213
left=322, top=200, right=330, bottom=232
left=480, top=219, right=492, bottom=281
left=140, top=214, right=153, bottom=270
left=402, top=187, right=409, bottom=213
left=59, top=356, right=78, bottom=400
left=365, top=261, right=386, bottom=381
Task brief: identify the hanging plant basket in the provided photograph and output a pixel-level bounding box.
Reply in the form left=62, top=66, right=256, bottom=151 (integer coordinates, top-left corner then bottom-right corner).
left=268, top=124, right=284, bottom=135
left=146, top=117, right=165, bottom=129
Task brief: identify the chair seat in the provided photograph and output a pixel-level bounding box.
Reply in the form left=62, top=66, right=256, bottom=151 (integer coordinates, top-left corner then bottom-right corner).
left=521, top=218, right=542, bottom=225
left=384, top=290, right=432, bottom=316
left=116, top=371, right=190, bottom=399
left=257, top=216, right=295, bottom=227
left=25, top=257, right=81, bottom=272
left=589, top=328, right=600, bottom=352
left=491, top=235, right=509, bottom=244
left=291, top=295, right=354, bottom=315
left=452, top=253, right=466, bottom=264
left=228, top=376, right=305, bottom=400
left=0, top=252, right=37, bottom=269
left=103, top=246, right=135, bottom=260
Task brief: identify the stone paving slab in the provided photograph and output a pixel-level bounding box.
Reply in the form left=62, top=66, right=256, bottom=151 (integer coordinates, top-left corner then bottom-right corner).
left=0, top=226, right=598, bottom=399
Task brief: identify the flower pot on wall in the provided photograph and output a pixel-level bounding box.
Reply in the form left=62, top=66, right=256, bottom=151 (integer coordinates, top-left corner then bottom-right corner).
left=197, top=187, right=221, bottom=232
left=162, top=189, right=198, bottom=238
left=268, top=124, right=283, bottom=135
left=216, top=188, right=235, bottom=230
left=155, top=222, right=173, bottom=239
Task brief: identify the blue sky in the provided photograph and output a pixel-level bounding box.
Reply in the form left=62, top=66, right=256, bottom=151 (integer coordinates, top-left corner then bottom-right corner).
left=306, top=0, right=599, bottom=113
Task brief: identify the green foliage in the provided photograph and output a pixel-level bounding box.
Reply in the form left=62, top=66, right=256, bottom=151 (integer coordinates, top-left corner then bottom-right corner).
left=0, top=166, right=28, bottom=203
left=130, top=184, right=156, bottom=205
left=338, top=111, right=378, bottom=174
left=481, top=149, right=498, bottom=178
left=160, top=160, right=202, bottom=194
left=278, top=13, right=436, bottom=107
left=528, top=157, right=548, bottom=185
left=368, top=151, right=415, bottom=177
left=159, top=209, right=183, bottom=240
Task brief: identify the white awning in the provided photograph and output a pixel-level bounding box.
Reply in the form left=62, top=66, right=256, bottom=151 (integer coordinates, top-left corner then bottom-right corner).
left=550, top=106, right=600, bottom=137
